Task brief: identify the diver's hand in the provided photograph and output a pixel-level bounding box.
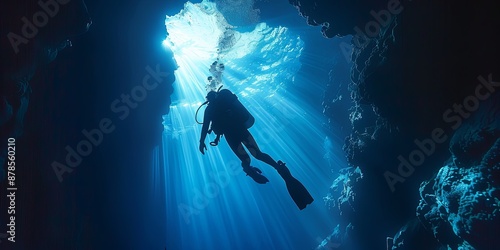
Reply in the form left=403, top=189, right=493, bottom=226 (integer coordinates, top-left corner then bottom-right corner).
left=199, top=142, right=207, bottom=154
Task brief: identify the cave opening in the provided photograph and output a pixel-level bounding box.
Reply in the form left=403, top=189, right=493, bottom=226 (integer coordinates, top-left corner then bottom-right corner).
left=160, top=1, right=351, bottom=249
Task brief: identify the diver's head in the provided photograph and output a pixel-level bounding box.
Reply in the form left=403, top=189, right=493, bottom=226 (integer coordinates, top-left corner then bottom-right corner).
left=206, top=91, right=218, bottom=102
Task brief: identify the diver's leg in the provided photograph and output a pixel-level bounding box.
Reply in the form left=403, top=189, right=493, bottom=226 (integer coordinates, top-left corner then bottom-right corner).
left=240, top=133, right=313, bottom=208
left=226, top=133, right=269, bottom=184
left=225, top=134, right=251, bottom=167
left=242, top=131, right=279, bottom=169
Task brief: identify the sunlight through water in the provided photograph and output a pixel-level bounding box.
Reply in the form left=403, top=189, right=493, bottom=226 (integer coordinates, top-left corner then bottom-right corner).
left=162, top=1, right=346, bottom=249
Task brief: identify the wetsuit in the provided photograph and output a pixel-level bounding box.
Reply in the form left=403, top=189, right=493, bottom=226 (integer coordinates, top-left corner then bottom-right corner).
left=199, top=95, right=278, bottom=169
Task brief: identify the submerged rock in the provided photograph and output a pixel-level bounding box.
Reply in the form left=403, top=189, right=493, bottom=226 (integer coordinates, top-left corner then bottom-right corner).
left=0, top=0, right=91, bottom=180
left=291, top=0, right=500, bottom=249
left=417, top=96, right=500, bottom=250
left=319, top=167, right=362, bottom=249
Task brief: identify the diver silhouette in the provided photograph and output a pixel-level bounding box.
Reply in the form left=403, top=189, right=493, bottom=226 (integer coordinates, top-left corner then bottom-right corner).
left=198, top=88, right=314, bottom=210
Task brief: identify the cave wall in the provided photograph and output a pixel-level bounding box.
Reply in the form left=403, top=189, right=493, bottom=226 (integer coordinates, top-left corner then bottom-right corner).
left=291, top=0, right=500, bottom=249
left=1, top=0, right=176, bottom=248
left=2, top=0, right=499, bottom=248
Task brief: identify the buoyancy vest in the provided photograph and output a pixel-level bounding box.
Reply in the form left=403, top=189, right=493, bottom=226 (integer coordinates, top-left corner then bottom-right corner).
left=209, top=89, right=255, bottom=135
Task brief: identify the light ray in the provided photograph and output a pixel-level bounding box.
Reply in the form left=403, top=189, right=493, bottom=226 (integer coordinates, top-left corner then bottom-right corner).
left=162, top=1, right=347, bottom=249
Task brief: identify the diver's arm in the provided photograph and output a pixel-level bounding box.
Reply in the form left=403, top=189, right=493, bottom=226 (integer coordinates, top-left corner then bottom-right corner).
left=199, top=110, right=210, bottom=154
left=200, top=108, right=211, bottom=143
left=200, top=122, right=209, bottom=143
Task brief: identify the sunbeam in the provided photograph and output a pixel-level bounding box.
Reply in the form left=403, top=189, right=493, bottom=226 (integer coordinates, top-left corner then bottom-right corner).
left=162, top=1, right=347, bottom=249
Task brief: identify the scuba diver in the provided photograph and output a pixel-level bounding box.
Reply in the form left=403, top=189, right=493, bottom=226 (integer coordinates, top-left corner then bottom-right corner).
left=197, top=88, right=314, bottom=210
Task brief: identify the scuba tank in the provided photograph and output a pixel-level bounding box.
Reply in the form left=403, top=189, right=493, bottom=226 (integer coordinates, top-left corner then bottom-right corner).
left=216, top=89, right=254, bottom=130
left=195, top=88, right=254, bottom=146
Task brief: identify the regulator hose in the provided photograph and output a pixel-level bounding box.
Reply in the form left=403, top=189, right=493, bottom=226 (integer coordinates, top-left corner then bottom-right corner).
left=195, top=101, right=208, bottom=124
left=195, top=85, right=223, bottom=124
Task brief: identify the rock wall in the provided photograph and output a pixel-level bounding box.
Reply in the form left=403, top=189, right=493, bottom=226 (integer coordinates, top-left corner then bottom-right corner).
left=290, top=0, right=500, bottom=249
left=415, top=95, right=499, bottom=250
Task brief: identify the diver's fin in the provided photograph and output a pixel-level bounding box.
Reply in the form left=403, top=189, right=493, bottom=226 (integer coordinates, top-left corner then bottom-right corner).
left=276, top=161, right=314, bottom=210
left=243, top=166, right=269, bottom=184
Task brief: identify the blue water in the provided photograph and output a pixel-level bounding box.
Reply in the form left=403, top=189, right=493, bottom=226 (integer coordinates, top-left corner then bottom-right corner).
left=160, top=1, right=350, bottom=249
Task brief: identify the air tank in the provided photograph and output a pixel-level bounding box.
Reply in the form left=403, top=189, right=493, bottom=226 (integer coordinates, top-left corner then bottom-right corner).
left=218, top=89, right=255, bottom=129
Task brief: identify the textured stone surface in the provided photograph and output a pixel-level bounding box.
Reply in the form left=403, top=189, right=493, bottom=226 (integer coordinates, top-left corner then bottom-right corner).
left=416, top=97, right=500, bottom=250
left=290, top=0, right=500, bottom=249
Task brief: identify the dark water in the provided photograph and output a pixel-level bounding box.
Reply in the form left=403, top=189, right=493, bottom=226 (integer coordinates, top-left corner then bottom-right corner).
left=2, top=0, right=499, bottom=249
